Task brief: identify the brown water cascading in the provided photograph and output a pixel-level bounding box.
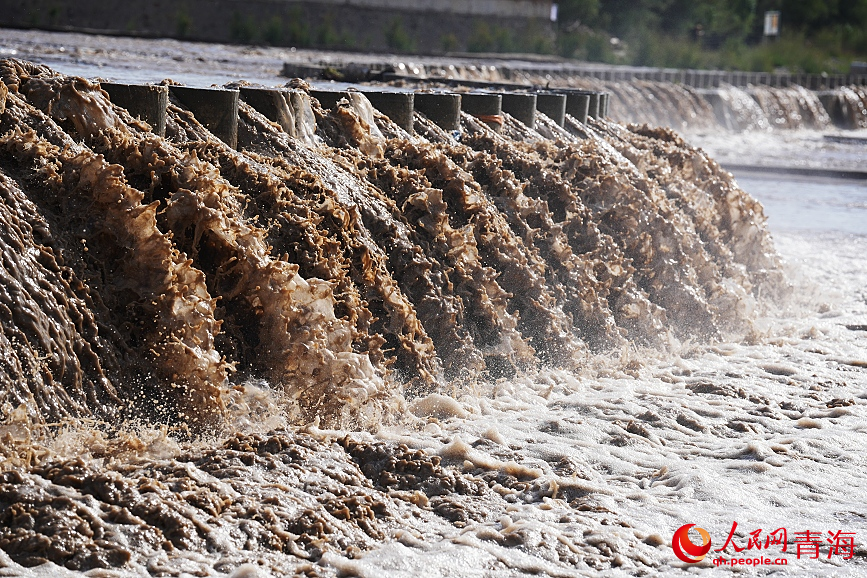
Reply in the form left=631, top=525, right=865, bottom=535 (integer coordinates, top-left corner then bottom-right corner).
left=0, top=169, right=123, bottom=425
left=329, top=121, right=538, bottom=376
left=0, top=64, right=227, bottom=427
left=0, top=57, right=791, bottom=431
left=132, top=97, right=398, bottom=424
left=608, top=123, right=783, bottom=287
left=0, top=59, right=797, bottom=575
left=232, top=99, right=444, bottom=387
left=460, top=117, right=666, bottom=345
left=537, top=116, right=764, bottom=338
left=387, top=129, right=586, bottom=368
left=318, top=99, right=544, bottom=375
left=0, top=59, right=398, bottom=427
left=455, top=115, right=631, bottom=349
left=231, top=98, right=455, bottom=386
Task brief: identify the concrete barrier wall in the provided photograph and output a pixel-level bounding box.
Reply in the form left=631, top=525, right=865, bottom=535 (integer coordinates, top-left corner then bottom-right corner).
left=294, top=0, right=552, bottom=18
left=1, top=0, right=553, bottom=53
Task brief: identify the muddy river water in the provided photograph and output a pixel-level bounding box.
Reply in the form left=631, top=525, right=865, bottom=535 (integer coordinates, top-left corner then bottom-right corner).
left=0, top=28, right=865, bottom=577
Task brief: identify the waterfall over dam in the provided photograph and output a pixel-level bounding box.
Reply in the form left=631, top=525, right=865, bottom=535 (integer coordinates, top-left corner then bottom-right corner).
left=2, top=52, right=865, bottom=577
left=0, top=58, right=783, bottom=429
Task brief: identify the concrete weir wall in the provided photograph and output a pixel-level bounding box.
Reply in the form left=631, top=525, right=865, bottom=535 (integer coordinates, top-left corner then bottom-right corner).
left=558, top=65, right=867, bottom=90
left=96, top=82, right=610, bottom=150
left=1, top=0, right=554, bottom=53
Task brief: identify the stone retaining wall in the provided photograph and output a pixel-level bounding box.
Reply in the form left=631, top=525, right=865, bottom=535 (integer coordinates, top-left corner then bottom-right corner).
left=0, top=0, right=554, bottom=53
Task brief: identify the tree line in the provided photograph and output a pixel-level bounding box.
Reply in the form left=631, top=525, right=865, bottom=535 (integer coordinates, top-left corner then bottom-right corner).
left=555, top=0, right=867, bottom=72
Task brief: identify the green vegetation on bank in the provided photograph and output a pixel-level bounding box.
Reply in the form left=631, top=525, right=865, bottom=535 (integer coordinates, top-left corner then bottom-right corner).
left=555, top=0, right=867, bottom=73
left=195, top=0, right=867, bottom=73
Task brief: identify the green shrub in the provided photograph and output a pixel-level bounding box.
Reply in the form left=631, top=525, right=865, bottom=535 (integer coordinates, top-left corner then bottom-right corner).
left=468, top=22, right=495, bottom=52
left=467, top=22, right=521, bottom=53
left=441, top=33, right=459, bottom=52
left=550, top=1, right=867, bottom=73
left=317, top=16, right=339, bottom=46
left=230, top=12, right=256, bottom=43
left=385, top=17, right=415, bottom=52
left=492, top=26, right=515, bottom=52
left=175, top=9, right=191, bottom=38
left=286, top=8, right=311, bottom=47
left=48, top=5, right=61, bottom=26
left=632, top=31, right=706, bottom=69
left=558, top=30, right=618, bottom=63
left=264, top=16, right=284, bottom=45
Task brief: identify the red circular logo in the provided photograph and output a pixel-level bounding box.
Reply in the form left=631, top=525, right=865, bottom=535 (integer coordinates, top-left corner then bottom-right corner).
left=672, top=524, right=712, bottom=563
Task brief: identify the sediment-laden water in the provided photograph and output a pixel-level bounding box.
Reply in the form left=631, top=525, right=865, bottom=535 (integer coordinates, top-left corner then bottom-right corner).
left=0, top=57, right=865, bottom=577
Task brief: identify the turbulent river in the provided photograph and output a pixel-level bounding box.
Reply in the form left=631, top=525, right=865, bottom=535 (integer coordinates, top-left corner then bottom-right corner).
left=0, top=30, right=866, bottom=578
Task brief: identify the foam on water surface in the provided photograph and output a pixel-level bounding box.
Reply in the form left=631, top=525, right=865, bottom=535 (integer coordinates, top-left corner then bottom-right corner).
left=348, top=228, right=867, bottom=577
